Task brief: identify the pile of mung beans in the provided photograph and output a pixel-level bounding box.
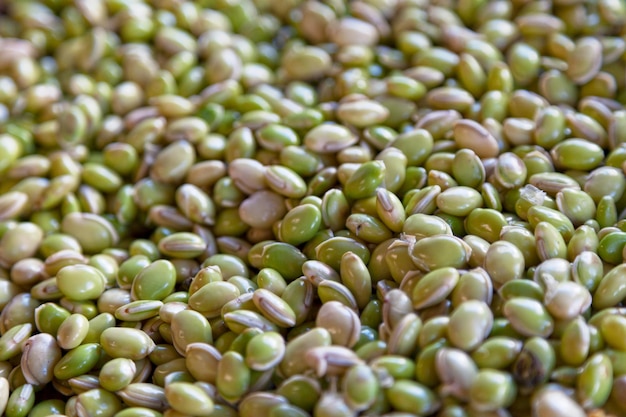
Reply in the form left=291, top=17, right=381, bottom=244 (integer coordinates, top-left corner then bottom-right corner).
left=4, top=0, right=626, bottom=416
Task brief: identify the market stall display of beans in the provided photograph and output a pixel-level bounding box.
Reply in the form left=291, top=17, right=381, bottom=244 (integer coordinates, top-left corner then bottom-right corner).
left=1, top=0, right=626, bottom=416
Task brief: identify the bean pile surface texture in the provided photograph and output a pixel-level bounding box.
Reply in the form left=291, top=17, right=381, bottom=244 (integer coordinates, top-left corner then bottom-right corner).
left=3, top=0, right=626, bottom=416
